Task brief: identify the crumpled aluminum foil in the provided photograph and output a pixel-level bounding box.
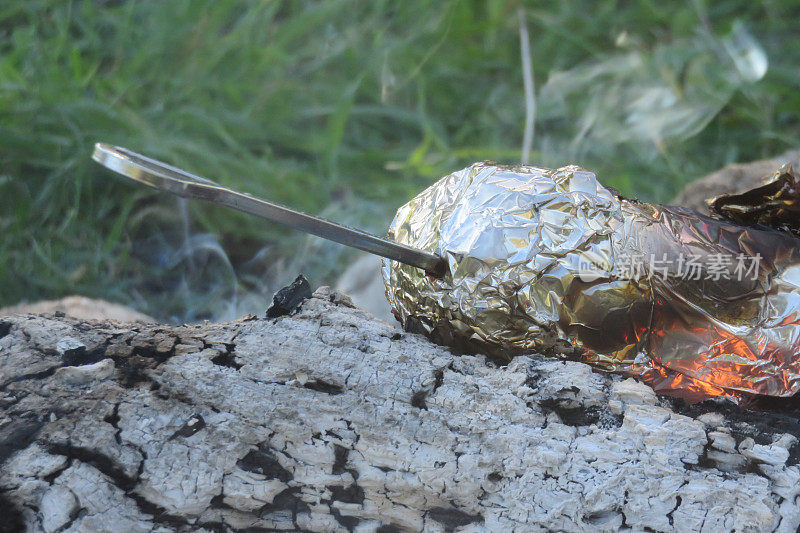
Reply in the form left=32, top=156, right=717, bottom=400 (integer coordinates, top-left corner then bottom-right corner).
left=383, top=162, right=800, bottom=401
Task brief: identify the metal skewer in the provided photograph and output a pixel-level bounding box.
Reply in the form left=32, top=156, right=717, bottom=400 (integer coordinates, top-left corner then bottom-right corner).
left=91, top=143, right=446, bottom=277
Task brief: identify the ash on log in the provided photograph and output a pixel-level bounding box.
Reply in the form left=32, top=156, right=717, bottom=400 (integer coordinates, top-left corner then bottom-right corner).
left=1, top=286, right=800, bottom=532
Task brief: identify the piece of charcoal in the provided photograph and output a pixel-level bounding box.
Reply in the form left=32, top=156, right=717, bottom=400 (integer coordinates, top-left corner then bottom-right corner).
left=56, top=338, right=89, bottom=366
left=169, top=414, right=206, bottom=440
left=266, top=275, right=312, bottom=318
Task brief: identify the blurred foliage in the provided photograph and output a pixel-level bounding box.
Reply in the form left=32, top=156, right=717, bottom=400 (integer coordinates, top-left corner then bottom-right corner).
left=1, top=0, right=799, bottom=320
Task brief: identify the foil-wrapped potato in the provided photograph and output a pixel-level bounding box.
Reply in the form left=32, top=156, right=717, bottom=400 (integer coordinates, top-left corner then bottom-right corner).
left=384, top=162, right=800, bottom=402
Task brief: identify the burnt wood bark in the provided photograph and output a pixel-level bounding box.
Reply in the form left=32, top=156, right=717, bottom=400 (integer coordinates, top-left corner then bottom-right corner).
left=673, top=149, right=800, bottom=212
left=1, top=287, right=800, bottom=532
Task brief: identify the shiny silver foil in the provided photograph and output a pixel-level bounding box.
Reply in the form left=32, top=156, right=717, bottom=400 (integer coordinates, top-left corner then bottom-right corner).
left=383, top=162, right=800, bottom=401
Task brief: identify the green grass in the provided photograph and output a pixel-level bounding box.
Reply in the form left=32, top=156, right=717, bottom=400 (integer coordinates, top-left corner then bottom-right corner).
left=2, top=0, right=799, bottom=320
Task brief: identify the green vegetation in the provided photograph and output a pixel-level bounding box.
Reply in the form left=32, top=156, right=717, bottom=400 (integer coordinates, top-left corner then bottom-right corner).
left=2, top=1, right=799, bottom=320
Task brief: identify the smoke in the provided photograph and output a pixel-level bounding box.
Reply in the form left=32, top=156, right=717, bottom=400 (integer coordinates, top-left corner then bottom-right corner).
left=135, top=192, right=393, bottom=323
left=536, top=22, right=767, bottom=165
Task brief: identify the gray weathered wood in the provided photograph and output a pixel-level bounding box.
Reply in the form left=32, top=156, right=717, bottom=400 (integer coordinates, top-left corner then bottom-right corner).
left=1, top=287, right=799, bottom=532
